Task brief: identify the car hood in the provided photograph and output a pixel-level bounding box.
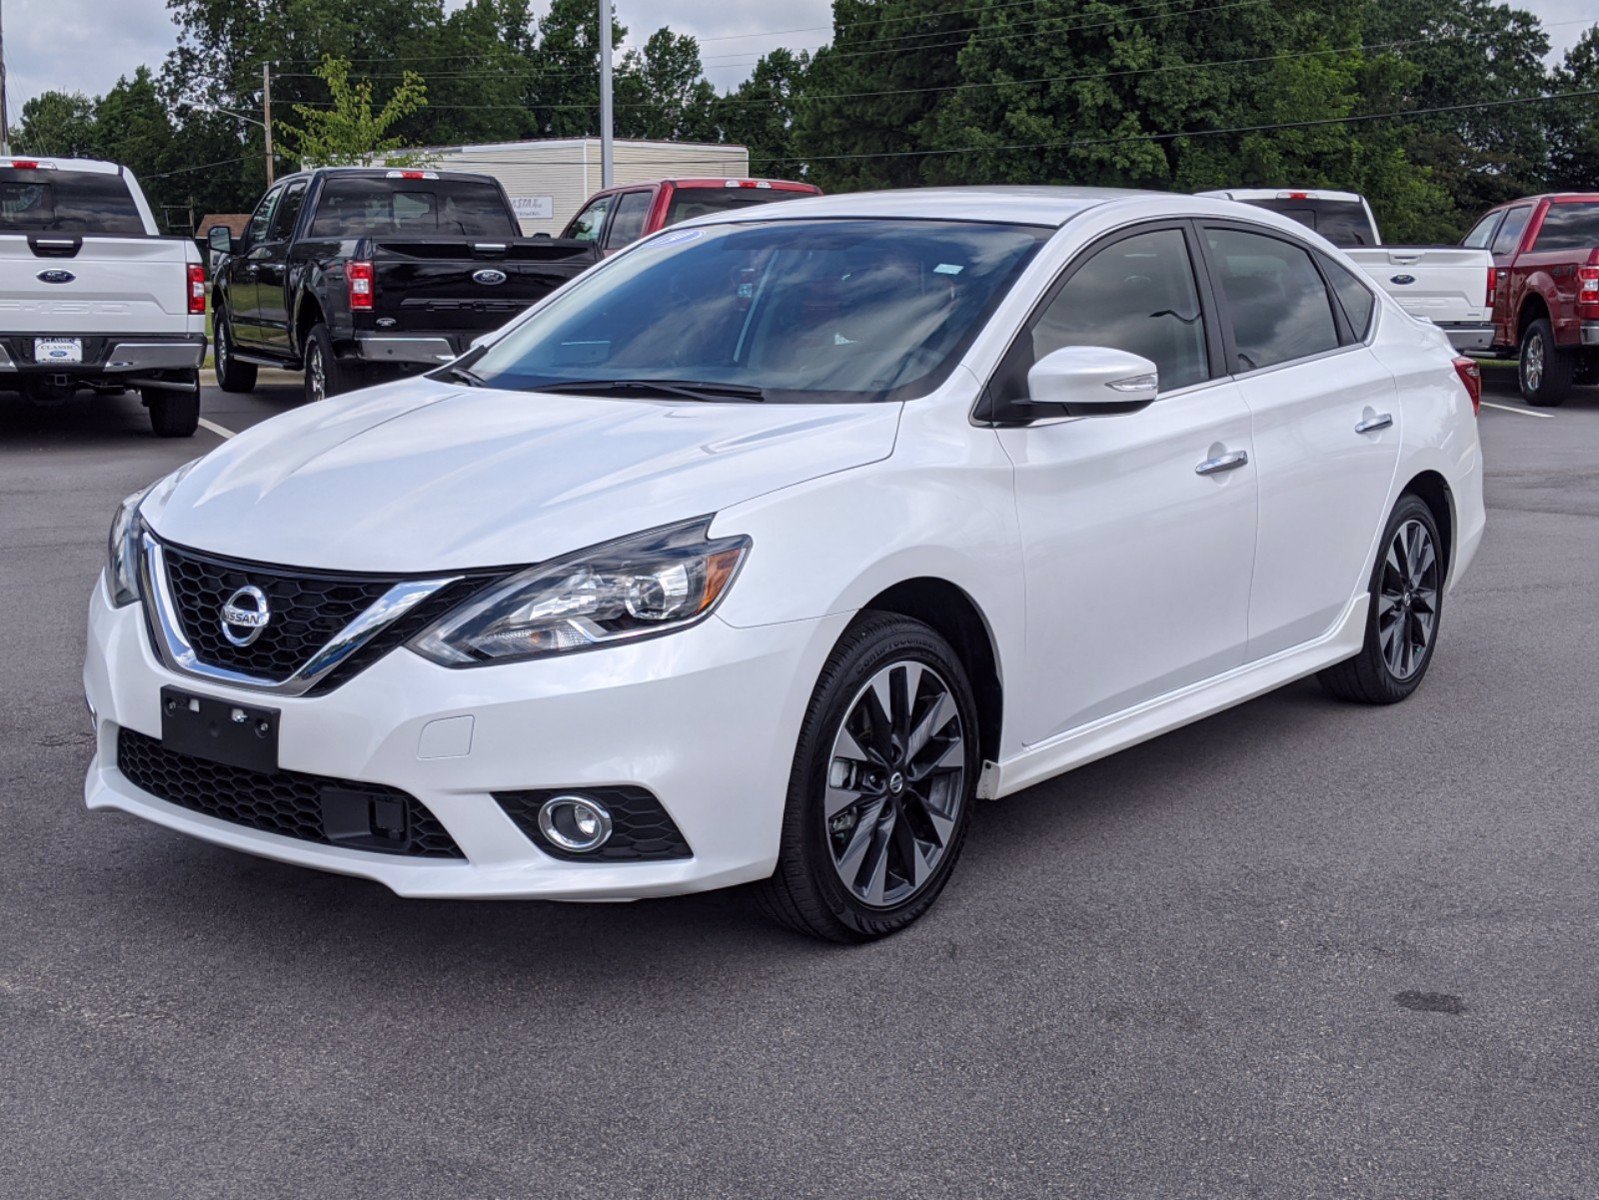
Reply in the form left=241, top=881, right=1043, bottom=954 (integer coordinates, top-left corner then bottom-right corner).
left=145, top=378, right=902, bottom=572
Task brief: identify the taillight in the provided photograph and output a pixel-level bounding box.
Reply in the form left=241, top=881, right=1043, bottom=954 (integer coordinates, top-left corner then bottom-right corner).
left=1453, top=356, right=1482, bottom=415
left=187, top=263, right=206, bottom=315
left=348, top=261, right=374, bottom=311
left=1485, top=266, right=1497, bottom=309
left=1577, top=249, right=1599, bottom=320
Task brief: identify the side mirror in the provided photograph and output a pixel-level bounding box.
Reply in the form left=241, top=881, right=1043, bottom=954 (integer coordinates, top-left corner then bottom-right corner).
left=206, top=225, right=235, bottom=255
left=1009, top=346, right=1160, bottom=422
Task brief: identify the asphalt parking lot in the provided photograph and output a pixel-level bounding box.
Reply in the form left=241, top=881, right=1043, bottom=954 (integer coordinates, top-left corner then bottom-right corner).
left=1, top=372, right=1595, bottom=1199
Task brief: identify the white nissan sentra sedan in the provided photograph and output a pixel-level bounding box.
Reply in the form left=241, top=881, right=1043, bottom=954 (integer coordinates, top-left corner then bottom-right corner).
left=84, top=188, right=1485, bottom=941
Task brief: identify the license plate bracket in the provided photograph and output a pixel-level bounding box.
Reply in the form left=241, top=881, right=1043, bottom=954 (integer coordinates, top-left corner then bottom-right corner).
left=34, top=337, right=83, bottom=365
left=160, top=686, right=280, bottom=773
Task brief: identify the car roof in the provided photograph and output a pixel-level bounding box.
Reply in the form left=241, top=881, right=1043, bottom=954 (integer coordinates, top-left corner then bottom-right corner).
left=698, top=185, right=1169, bottom=228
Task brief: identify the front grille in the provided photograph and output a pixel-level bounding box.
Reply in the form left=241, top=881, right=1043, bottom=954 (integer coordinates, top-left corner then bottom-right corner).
left=117, top=727, right=464, bottom=858
left=495, top=788, right=692, bottom=862
left=162, top=543, right=397, bottom=682
left=155, top=541, right=503, bottom=694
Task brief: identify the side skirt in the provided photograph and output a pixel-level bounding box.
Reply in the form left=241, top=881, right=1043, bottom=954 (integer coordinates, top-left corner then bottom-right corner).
left=980, top=594, right=1370, bottom=799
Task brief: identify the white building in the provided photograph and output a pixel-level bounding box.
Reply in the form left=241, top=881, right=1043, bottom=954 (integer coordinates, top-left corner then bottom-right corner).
left=375, top=137, right=752, bottom=236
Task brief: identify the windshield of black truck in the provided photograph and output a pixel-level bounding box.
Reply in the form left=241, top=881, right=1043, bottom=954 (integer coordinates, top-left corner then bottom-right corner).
left=307, top=178, right=516, bottom=238
left=1532, top=202, right=1599, bottom=251
left=1233, top=198, right=1377, bottom=247
left=0, top=169, right=145, bottom=234
left=466, top=218, right=1050, bottom=404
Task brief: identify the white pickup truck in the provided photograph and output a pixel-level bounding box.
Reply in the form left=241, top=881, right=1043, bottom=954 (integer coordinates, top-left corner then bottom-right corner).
left=1199, top=188, right=1495, bottom=353
left=1, top=156, right=206, bottom=436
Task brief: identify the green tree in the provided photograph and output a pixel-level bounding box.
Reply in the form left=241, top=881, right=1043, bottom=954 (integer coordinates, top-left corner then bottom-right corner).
left=12, top=91, right=98, bottom=157
left=617, top=29, right=719, bottom=142
left=796, top=0, right=972, bottom=190
left=1548, top=25, right=1599, bottom=192
left=716, top=48, right=812, bottom=174
left=279, top=55, right=429, bottom=167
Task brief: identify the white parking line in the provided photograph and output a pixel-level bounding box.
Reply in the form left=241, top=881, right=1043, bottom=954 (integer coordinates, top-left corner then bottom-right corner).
left=1480, top=401, right=1554, bottom=419
left=198, top=418, right=237, bottom=439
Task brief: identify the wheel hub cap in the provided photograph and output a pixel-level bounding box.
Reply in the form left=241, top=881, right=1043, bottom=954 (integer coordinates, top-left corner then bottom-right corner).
left=824, top=660, right=966, bottom=909
left=1377, top=518, right=1439, bottom=681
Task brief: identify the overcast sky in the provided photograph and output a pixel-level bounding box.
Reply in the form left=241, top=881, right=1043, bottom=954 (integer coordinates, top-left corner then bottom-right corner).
left=3, top=0, right=1593, bottom=113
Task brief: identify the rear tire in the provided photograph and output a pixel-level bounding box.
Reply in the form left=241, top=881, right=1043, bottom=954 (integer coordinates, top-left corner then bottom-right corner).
left=144, top=383, right=200, bottom=438
left=1318, top=494, right=1443, bottom=705
left=1518, top=318, right=1571, bottom=407
left=213, top=310, right=257, bottom=393
left=304, top=323, right=354, bottom=403
left=754, top=614, right=979, bottom=942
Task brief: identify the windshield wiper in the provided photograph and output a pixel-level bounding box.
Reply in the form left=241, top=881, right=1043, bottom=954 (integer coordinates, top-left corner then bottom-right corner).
left=444, top=364, right=487, bottom=387
left=534, top=378, right=767, bottom=403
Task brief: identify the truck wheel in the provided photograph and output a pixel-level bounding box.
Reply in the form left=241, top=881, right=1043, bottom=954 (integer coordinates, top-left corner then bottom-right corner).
left=144, top=384, right=200, bottom=438
left=213, top=311, right=258, bottom=393
left=1519, top=318, right=1572, bottom=407
left=304, top=323, right=354, bottom=403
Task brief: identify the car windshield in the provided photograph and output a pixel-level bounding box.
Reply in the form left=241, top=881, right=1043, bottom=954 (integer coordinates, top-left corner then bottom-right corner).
left=465, top=218, right=1050, bottom=403
left=0, top=169, right=145, bottom=234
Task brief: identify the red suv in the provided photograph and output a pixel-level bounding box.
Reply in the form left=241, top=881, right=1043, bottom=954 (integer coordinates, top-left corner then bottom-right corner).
left=1465, top=193, right=1599, bottom=406
left=560, top=178, right=822, bottom=257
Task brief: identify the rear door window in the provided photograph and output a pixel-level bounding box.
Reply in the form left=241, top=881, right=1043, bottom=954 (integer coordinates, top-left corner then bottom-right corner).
left=0, top=169, right=146, bottom=234
left=1490, top=206, right=1533, bottom=257
left=1205, top=226, right=1341, bottom=371
left=1532, top=202, right=1599, bottom=251
left=267, top=180, right=307, bottom=242
left=604, top=190, right=653, bottom=250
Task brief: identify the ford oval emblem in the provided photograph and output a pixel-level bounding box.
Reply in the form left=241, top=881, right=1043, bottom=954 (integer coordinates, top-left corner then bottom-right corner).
left=37, top=269, right=75, bottom=284
left=472, top=268, right=508, bottom=286
left=1390, top=274, right=1416, bottom=286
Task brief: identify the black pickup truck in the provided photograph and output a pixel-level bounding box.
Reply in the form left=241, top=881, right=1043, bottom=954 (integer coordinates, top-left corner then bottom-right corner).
left=207, top=167, right=597, bottom=402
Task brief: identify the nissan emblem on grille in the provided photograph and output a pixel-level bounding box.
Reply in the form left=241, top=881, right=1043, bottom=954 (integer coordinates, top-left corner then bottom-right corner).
left=220, top=585, right=272, bottom=647
left=472, top=268, right=508, bottom=286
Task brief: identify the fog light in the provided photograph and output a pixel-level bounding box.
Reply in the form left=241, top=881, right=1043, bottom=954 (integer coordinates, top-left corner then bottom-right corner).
left=537, top=794, right=613, bottom=853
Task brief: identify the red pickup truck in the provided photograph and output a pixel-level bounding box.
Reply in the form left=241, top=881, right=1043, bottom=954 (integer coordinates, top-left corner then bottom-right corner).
left=560, top=178, right=821, bottom=257
left=1464, top=193, right=1599, bottom=405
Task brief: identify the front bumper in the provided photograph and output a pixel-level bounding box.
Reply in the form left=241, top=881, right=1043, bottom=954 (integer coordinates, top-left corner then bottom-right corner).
left=84, top=579, right=848, bottom=899
left=0, top=332, right=205, bottom=376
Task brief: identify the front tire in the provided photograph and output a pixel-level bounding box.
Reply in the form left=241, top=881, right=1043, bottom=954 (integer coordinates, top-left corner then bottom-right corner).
left=755, top=614, right=979, bottom=942
left=143, top=383, right=200, bottom=438
left=213, top=310, right=258, bottom=393
left=1318, top=494, right=1444, bottom=705
left=1519, top=317, right=1572, bottom=407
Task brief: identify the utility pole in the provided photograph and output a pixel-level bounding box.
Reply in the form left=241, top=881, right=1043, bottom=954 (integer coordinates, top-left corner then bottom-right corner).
left=599, top=0, right=613, bottom=187
left=262, top=63, right=275, bottom=185
left=1, top=0, right=10, bottom=155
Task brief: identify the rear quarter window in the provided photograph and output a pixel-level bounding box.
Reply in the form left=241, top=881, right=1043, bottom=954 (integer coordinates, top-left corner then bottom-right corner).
left=1320, top=255, right=1377, bottom=340
left=0, top=169, right=145, bottom=235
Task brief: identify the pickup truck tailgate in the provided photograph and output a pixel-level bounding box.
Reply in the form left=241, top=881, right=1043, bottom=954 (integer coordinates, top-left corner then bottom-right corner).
left=366, top=237, right=596, bottom=333
left=1345, top=246, right=1492, bottom=325
left=0, top=235, right=196, bottom=335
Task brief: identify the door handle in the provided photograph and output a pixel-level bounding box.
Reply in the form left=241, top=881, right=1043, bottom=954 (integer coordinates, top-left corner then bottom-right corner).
left=1355, top=413, right=1394, bottom=434
left=1195, top=450, right=1249, bottom=476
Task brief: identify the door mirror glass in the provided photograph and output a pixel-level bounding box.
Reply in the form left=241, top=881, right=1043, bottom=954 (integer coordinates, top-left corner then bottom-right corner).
left=1021, top=346, right=1159, bottom=418
left=206, top=225, right=234, bottom=254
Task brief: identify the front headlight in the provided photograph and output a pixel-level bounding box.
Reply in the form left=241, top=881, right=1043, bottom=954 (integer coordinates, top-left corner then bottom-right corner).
left=106, top=487, right=152, bottom=607
left=410, top=517, right=751, bottom=666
